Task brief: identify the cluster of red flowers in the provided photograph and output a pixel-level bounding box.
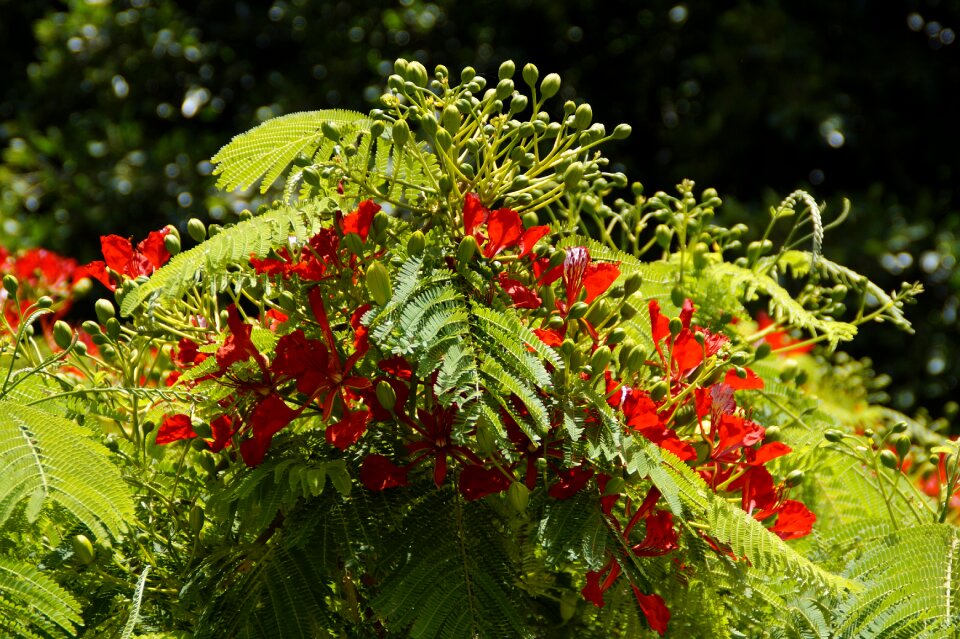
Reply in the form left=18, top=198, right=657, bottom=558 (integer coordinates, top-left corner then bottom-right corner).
left=151, top=194, right=815, bottom=636
left=0, top=245, right=85, bottom=337
left=80, top=229, right=171, bottom=291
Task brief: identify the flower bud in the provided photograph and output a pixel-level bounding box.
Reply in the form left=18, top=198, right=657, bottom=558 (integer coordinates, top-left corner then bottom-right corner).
left=540, top=73, right=561, bottom=99
left=105, top=318, right=121, bottom=341
left=341, top=232, right=365, bottom=257
left=407, top=61, right=429, bottom=86
left=321, top=121, right=341, bottom=142
left=187, top=218, right=207, bottom=242
left=3, top=274, right=19, bottom=295
left=392, top=119, right=410, bottom=148
left=668, top=317, right=683, bottom=337
left=560, top=591, right=578, bottom=622
left=72, top=534, right=95, bottom=565
left=590, top=345, right=612, bottom=374
left=893, top=434, right=911, bottom=460
left=755, top=342, right=772, bottom=361
left=189, top=505, right=205, bottom=533
left=457, top=235, right=479, bottom=264
left=655, top=224, right=673, bottom=249
left=573, top=104, right=593, bottom=130
left=623, top=272, right=642, bottom=297
left=522, top=63, right=539, bottom=87
left=94, top=299, right=115, bottom=324
left=566, top=301, right=589, bottom=321
left=375, top=381, right=397, bottom=412
left=441, top=104, right=461, bottom=135
left=496, top=79, right=514, bottom=100
left=764, top=426, right=781, bottom=441
left=435, top=128, right=453, bottom=150
left=563, top=162, right=584, bottom=191
left=498, top=60, right=516, bottom=80
left=407, top=231, right=426, bottom=256
left=53, top=320, right=74, bottom=350
left=627, top=345, right=646, bottom=372
left=164, top=233, right=181, bottom=256
left=619, top=303, right=638, bottom=320
left=785, top=469, right=804, bottom=487
left=891, top=421, right=908, bottom=434
left=879, top=449, right=899, bottom=470
left=650, top=380, right=669, bottom=401
left=585, top=299, right=610, bottom=326
left=824, top=430, right=844, bottom=443
left=460, top=66, right=476, bottom=83
left=612, top=123, right=632, bottom=140
left=606, top=328, right=627, bottom=346
left=540, top=285, right=556, bottom=310
left=366, top=261, right=392, bottom=306
left=420, top=113, right=438, bottom=137
left=36, top=296, right=54, bottom=309
left=507, top=482, right=529, bottom=512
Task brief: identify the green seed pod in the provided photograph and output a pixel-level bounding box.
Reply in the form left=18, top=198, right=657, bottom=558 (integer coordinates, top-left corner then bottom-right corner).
left=457, top=235, right=479, bottom=264
left=53, top=320, right=73, bottom=350
left=879, top=449, right=899, bottom=470
left=36, top=296, right=54, bottom=309
left=824, top=429, right=844, bottom=443
left=893, top=434, right=911, bottom=460
left=94, top=298, right=116, bottom=324
left=496, top=78, right=514, bottom=100
left=189, top=505, right=205, bottom=533
left=407, top=231, right=426, bottom=256
left=563, top=162, right=584, bottom=191
left=650, top=380, right=669, bottom=402
left=366, top=261, right=392, bottom=306
left=72, top=534, right=95, bottom=565
left=187, top=218, right=207, bottom=242
left=606, top=327, right=627, bottom=346
left=655, top=224, right=673, bottom=249
left=392, top=119, right=410, bottom=148
left=507, top=482, right=529, bottom=512
left=82, top=320, right=103, bottom=336
left=612, top=123, right=632, bottom=140
left=566, top=301, right=589, bottom=321
left=573, top=104, right=593, bottom=130
left=785, top=469, right=804, bottom=487
left=498, top=60, right=516, bottom=80
left=164, top=233, right=181, bottom=256
left=522, top=62, right=538, bottom=87
left=375, top=381, right=397, bottom=412
left=105, top=317, right=121, bottom=341
left=2, top=274, right=19, bottom=296
left=321, top=120, right=341, bottom=142
left=590, top=345, right=612, bottom=373
left=623, top=272, right=643, bottom=297
left=620, top=303, right=638, bottom=320
left=540, top=73, right=561, bottom=99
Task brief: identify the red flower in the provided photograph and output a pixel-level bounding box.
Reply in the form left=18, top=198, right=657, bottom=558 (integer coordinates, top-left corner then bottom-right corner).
left=208, top=414, right=235, bottom=452
left=559, top=247, right=620, bottom=313
left=533, top=327, right=563, bottom=347
left=156, top=414, right=196, bottom=445
left=325, top=409, right=372, bottom=450
left=404, top=404, right=484, bottom=487
left=769, top=499, right=816, bottom=540
left=361, top=454, right=409, bottom=490
left=459, top=464, right=511, bottom=500
left=745, top=442, right=792, bottom=466
left=82, top=229, right=170, bottom=291
left=581, top=558, right=622, bottom=608
left=724, top=367, right=764, bottom=390
left=548, top=465, right=595, bottom=499
left=497, top=272, right=542, bottom=309
left=341, top=200, right=381, bottom=242
left=239, top=393, right=300, bottom=466
left=484, top=207, right=524, bottom=258
left=216, top=305, right=267, bottom=374
left=631, top=510, right=678, bottom=557
left=632, top=587, right=670, bottom=636
left=462, top=193, right=550, bottom=259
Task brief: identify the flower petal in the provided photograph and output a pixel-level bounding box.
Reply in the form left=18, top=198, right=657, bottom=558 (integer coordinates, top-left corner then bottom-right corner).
left=156, top=414, right=196, bottom=445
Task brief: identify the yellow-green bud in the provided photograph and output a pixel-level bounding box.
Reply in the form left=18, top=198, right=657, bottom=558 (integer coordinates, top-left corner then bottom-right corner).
left=655, top=225, right=673, bottom=249
left=893, top=434, right=911, bottom=460
left=573, top=104, right=593, bottom=130
left=623, top=272, right=643, bottom=297
left=366, top=261, right=392, bottom=306
left=498, top=60, right=516, bottom=80
left=321, top=121, right=340, bottom=142
left=507, top=482, right=529, bottom=512
left=53, top=320, right=73, bottom=350
left=566, top=301, right=589, bottom=321
left=105, top=317, right=121, bottom=340
left=375, top=381, right=397, bottom=412
left=540, top=73, right=561, bottom=99
left=785, top=469, right=804, bottom=487
left=879, top=449, right=899, bottom=470
left=189, top=505, right=205, bottom=533
left=563, top=162, right=584, bottom=191
left=612, top=123, right=632, bottom=140
left=187, top=218, right=207, bottom=242
left=441, top=104, right=461, bottom=135
left=619, top=303, right=638, bottom=320
left=496, top=78, right=514, bottom=100
left=407, top=61, right=428, bottom=86
left=36, top=296, right=54, bottom=309
left=95, top=299, right=116, bottom=324
left=72, top=534, right=95, bottom=565
left=457, top=235, right=479, bottom=264
left=164, top=233, right=181, bottom=255
left=606, top=328, right=627, bottom=346
left=392, top=119, right=410, bottom=148
left=3, top=274, right=19, bottom=295
left=668, top=317, right=683, bottom=337
left=824, top=430, right=844, bottom=443
left=407, top=231, right=426, bottom=256
left=522, top=63, right=538, bottom=87
left=590, top=346, right=612, bottom=373
left=650, top=380, right=669, bottom=402
left=585, top=299, right=610, bottom=325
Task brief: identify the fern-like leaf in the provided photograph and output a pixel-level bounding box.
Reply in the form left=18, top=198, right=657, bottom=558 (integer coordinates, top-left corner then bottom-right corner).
left=0, top=399, right=134, bottom=539
left=0, top=555, right=83, bottom=638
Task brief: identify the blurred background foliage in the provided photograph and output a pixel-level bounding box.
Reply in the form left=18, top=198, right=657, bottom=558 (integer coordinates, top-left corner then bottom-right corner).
left=1, top=0, right=958, bottom=414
